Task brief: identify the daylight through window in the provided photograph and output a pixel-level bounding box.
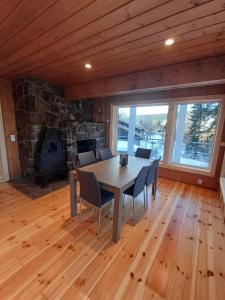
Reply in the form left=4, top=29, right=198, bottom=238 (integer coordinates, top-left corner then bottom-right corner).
left=115, top=100, right=221, bottom=172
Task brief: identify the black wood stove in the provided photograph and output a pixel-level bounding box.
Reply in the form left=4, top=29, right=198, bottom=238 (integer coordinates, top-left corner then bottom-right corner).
left=34, top=127, right=67, bottom=186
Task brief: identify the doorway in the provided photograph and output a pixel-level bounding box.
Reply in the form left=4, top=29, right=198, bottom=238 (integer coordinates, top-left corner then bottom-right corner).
left=0, top=103, right=9, bottom=182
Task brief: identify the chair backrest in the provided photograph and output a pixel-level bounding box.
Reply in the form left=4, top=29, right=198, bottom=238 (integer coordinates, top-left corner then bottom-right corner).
left=135, top=147, right=151, bottom=159
left=99, top=148, right=112, bottom=161
left=133, top=166, right=149, bottom=198
left=78, top=151, right=96, bottom=167
left=76, top=168, right=101, bottom=207
left=146, top=158, right=160, bottom=186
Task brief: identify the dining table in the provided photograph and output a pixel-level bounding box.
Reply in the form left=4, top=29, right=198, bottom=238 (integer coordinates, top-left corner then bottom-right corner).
left=70, top=155, right=152, bottom=242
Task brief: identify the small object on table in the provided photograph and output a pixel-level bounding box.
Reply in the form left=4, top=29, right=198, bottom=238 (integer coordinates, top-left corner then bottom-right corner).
left=120, top=153, right=128, bottom=166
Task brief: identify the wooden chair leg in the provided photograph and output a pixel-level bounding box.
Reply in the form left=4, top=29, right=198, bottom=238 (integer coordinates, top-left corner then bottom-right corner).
left=97, top=207, right=102, bottom=238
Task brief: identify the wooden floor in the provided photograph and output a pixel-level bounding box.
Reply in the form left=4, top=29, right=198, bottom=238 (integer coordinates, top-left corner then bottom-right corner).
left=0, top=178, right=224, bottom=300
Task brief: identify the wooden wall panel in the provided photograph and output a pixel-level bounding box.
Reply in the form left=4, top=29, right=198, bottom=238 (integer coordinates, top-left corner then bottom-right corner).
left=0, top=157, right=3, bottom=176
left=93, top=84, right=225, bottom=190
left=0, top=80, right=20, bottom=179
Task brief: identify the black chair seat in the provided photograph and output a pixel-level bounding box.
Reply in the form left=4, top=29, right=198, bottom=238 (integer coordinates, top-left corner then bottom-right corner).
left=78, top=151, right=96, bottom=167
left=76, top=168, right=114, bottom=237
left=99, top=148, right=113, bottom=161
left=100, top=188, right=114, bottom=206
left=145, top=158, right=161, bottom=201
left=135, top=147, right=151, bottom=159
left=124, top=166, right=149, bottom=198
left=123, top=185, right=134, bottom=196
left=146, top=158, right=160, bottom=187
left=123, top=166, right=149, bottom=217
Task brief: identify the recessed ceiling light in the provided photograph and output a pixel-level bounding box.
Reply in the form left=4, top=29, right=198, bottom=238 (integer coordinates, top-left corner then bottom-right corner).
left=165, top=38, right=174, bottom=46
left=85, top=63, right=92, bottom=69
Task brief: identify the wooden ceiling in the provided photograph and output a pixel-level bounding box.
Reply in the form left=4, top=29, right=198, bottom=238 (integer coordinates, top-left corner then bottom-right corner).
left=0, top=0, right=225, bottom=86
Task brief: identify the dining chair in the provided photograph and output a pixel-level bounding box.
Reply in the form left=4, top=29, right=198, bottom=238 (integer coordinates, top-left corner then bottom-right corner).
left=123, top=166, right=149, bottom=218
left=135, top=147, right=151, bottom=159
left=78, top=150, right=96, bottom=167
left=76, top=168, right=114, bottom=237
left=145, top=158, right=161, bottom=206
left=99, top=148, right=113, bottom=161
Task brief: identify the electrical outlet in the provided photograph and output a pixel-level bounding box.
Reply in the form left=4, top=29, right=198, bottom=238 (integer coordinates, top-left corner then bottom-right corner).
left=10, top=134, right=16, bottom=142
left=197, top=178, right=203, bottom=185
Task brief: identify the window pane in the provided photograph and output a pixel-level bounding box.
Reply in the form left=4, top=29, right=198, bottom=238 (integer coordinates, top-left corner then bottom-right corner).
left=116, top=107, right=130, bottom=153
left=172, top=102, right=220, bottom=169
left=135, top=105, right=169, bottom=159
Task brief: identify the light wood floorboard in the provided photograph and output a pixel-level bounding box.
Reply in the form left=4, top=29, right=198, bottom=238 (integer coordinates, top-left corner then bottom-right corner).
left=0, top=178, right=224, bottom=300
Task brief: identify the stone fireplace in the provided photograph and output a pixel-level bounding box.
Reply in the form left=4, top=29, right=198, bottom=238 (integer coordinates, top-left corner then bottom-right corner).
left=76, top=139, right=96, bottom=154
left=13, top=78, right=106, bottom=181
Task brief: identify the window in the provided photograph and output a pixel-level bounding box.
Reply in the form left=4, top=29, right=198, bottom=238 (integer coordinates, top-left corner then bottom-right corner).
left=172, top=102, right=220, bottom=169
left=113, top=99, right=222, bottom=173
left=116, top=105, right=169, bottom=159
left=116, top=107, right=130, bottom=153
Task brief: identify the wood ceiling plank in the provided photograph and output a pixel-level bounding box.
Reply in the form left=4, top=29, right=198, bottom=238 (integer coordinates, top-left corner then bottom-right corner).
left=0, top=0, right=132, bottom=67
left=0, top=0, right=22, bottom=25
left=0, top=0, right=225, bottom=86
left=37, top=20, right=225, bottom=82
left=91, top=43, right=225, bottom=81
left=80, top=23, right=225, bottom=72
left=0, top=0, right=212, bottom=77
left=80, top=36, right=225, bottom=79
left=49, top=38, right=225, bottom=84
left=0, top=0, right=97, bottom=59
left=53, top=45, right=225, bottom=86
left=89, top=34, right=225, bottom=73
left=101, top=43, right=225, bottom=77
left=87, top=8, right=225, bottom=64
left=0, top=0, right=169, bottom=76
left=0, top=0, right=58, bottom=47
left=50, top=21, right=225, bottom=79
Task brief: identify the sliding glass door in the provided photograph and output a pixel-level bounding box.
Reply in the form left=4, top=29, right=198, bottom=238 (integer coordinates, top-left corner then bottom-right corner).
left=116, top=105, right=169, bottom=159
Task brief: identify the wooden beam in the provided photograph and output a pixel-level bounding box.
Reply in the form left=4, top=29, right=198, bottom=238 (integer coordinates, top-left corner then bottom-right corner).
left=64, top=55, right=225, bottom=100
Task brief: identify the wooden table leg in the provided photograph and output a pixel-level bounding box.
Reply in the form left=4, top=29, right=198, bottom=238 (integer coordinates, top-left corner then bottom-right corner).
left=112, top=188, right=122, bottom=242
left=70, top=172, right=78, bottom=217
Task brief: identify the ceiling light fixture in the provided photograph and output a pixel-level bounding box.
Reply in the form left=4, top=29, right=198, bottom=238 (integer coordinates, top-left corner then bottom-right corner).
left=165, top=38, right=174, bottom=46
left=85, top=63, right=92, bottom=69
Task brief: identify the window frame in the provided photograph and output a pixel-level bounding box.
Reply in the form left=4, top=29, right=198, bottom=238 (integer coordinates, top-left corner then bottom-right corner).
left=162, top=98, right=225, bottom=177
left=110, top=97, right=225, bottom=177
left=112, top=103, right=170, bottom=160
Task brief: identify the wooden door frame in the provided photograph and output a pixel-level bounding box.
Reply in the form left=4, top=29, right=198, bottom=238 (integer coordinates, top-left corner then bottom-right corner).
left=0, top=102, right=9, bottom=182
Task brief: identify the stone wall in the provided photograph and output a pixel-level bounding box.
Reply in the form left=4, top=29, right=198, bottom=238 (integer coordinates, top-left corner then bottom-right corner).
left=13, top=78, right=105, bottom=180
